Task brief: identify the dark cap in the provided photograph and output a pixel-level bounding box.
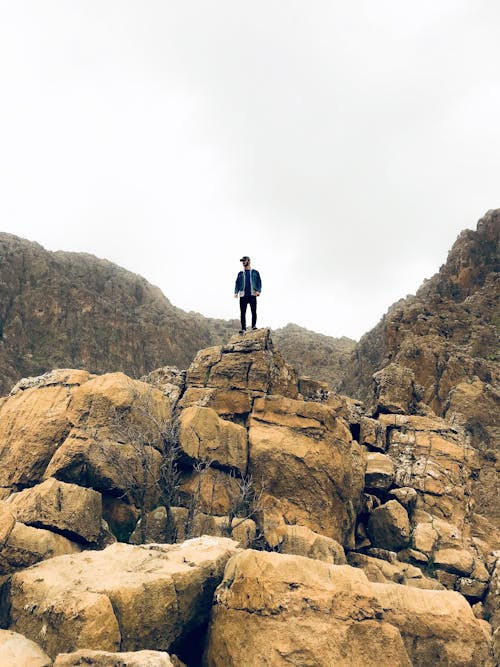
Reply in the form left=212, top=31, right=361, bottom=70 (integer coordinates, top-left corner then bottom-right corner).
left=240, top=256, right=250, bottom=261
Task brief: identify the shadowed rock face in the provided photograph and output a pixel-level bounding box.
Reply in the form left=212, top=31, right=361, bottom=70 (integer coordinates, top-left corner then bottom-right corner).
left=0, top=233, right=236, bottom=396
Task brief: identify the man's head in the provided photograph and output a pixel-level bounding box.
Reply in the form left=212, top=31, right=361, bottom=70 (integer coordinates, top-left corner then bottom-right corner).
left=240, top=256, right=250, bottom=268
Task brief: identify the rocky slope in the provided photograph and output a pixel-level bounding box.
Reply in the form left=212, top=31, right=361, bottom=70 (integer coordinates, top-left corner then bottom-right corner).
left=0, top=329, right=498, bottom=665
left=341, top=210, right=499, bottom=523
left=0, top=233, right=353, bottom=398
left=272, top=323, right=355, bottom=390
left=0, top=233, right=237, bottom=396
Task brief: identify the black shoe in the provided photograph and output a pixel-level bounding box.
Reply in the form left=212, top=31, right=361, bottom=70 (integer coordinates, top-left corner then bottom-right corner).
left=239, top=329, right=246, bottom=334
left=252, top=326, right=258, bottom=330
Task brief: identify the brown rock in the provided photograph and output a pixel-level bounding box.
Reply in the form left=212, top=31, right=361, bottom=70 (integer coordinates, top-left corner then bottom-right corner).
left=371, top=581, right=492, bottom=665
left=178, top=468, right=242, bottom=516
left=206, top=550, right=412, bottom=666
left=347, top=552, right=441, bottom=590
left=178, top=406, right=247, bottom=474
left=298, top=377, right=330, bottom=402
left=360, top=416, right=387, bottom=451
left=178, top=387, right=252, bottom=421
left=0, top=629, right=51, bottom=667
left=0, top=380, right=74, bottom=487
left=412, top=522, right=438, bottom=555
left=0, top=522, right=80, bottom=574
left=367, top=500, right=410, bottom=550
left=53, top=649, right=176, bottom=666
left=6, top=537, right=238, bottom=659
left=433, top=548, right=475, bottom=576
left=6, top=478, right=102, bottom=544
left=373, top=363, right=420, bottom=415
left=249, top=395, right=364, bottom=547
left=140, top=366, right=186, bottom=409
left=0, top=501, right=16, bottom=548
left=280, top=524, right=346, bottom=564
left=365, top=452, right=395, bottom=491
left=387, top=487, right=418, bottom=513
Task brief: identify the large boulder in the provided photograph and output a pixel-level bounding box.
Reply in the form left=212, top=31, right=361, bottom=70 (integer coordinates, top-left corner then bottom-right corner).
left=0, top=629, right=51, bottom=667
left=6, top=478, right=102, bottom=544
left=0, top=370, right=91, bottom=488
left=178, top=406, right=247, bottom=474
left=5, top=537, right=238, bottom=659
left=186, top=329, right=298, bottom=398
left=367, top=500, right=411, bottom=551
left=249, top=395, right=364, bottom=547
left=205, top=550, right=411, bottom=666
left=372, top=363, right=421, bottom=415
left=371, top=581, right=493, bottom=666
left=0, top=521, right=80, bottom=574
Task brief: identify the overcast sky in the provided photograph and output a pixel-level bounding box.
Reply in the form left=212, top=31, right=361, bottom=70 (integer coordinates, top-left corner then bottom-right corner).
left=1, top=1, right=499, bottom=340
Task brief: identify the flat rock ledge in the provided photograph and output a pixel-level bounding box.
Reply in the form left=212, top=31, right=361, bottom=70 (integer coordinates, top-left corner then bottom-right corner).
left=3, top=536, right=238, bottom=660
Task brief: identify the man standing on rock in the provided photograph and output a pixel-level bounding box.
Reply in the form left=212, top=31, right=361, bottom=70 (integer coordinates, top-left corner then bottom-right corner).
left=234, top=256, right=262, bottom=334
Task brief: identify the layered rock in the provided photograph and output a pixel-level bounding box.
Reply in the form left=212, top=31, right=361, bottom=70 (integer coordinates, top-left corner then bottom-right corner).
left=248, top=394, right=364, bottom=547
left=4, top=537, right=238, bottom=659
left=341, top=210, right=499, bottom=523
left=206, top=549, right=492, bottom=666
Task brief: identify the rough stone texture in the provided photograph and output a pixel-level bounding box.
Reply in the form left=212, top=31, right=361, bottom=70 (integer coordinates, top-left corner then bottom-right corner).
left=272, top=323, right=356, bottom=392
left=341, top=211, right=499, bottom=524
left=0, top=629, right=51, bottom=667
left=5, top=537, right=238, bottom=660
left=371, top=581, right=493, bottom=666
left=387, top=487, right=418, bottom=513
left=433, top=548, right=475, bottom=576
left=365, top=452, right=395, bottom=491
left=53, top=649, right=175, bottom=666
left=380, top=414, right=476, bottom=525
left=186, top=329, right=299, bottom=399
left=279, top=525, right=346, bottom=564
left=249, top=395, right=364, bottom=547
left=178, top=387, right=253, bottom=421
left=0, top=521, right=81, bottom=574
left=347, top=552, right=442, bottom=590
left=178, top=468, right=242, bottom=516
left=0, top=501, right=16, bottom=548
left=6, top=478, right=102, bottom=544
left=140, top=366, right=186, bottom=409
left=485, top=560, right=500, bottom=664
left=373, top=363, right=421, bottom=415
left=178, top=406, right=247, bottom=474
left=297, top=377, right=330, bottom=402
left=413, top=522, right=439, bottom=555
left=360, top=416, right=387, bottom=451
left=367, top=500, right=410, bottom=551
left=0, top=376, right=78, bottom=487
left=205, top=550, right=412, bottom=667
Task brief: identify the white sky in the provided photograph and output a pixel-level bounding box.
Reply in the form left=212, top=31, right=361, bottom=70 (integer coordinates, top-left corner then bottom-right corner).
left=1, top=1, right=499, bottom=340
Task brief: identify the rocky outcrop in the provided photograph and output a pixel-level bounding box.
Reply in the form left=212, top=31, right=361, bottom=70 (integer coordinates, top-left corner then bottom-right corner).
left=3, top=537, right=238, bottom=659
left=341, top=210, right=499, bottom=523
left=205, top=549, right=492, bottom=666
left=53, top=650, right=178, bottom=666
left=249, top=394, right=364, bottom=548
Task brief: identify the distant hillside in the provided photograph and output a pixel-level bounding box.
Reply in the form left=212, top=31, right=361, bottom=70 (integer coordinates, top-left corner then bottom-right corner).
left=0, top=233, right=237, bottom=395
left=273, top=323, right=356, bottom=391
left=0, top=234, right=353, bottom=396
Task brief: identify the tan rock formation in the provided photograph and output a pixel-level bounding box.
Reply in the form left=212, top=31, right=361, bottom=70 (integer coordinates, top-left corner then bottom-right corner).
left=205, top=549, right=412, bottom=666
left=0, top=630, right=51, bottom=667
left=53, top=649, right=176, bottom=666
left=279, top=524, right=346, bottom=564
left=6, top=478, right=102, bottom=544
left=365, top=452, right=395, bottom=491
left=0, top=502, right=16, bottom=548
left=178, top=406, right=247, bottom=474
left=178, top=387, right=252, bottom=421
left=347, top=552, right=442, bottom=590
left=0, top=521, right=81, bottom=574
left=6, top=537, right=238, bottom=659
left=186, top=329, right=298, bottom=398
left=371, top=581, right=493, bottom=666
left=373, top=363, right=422, bottom=415
left=178, top=467, right=242, bottom=516
left=249, top=395, right=364, bottom=547
left=367, top=500, right=410, bottom=550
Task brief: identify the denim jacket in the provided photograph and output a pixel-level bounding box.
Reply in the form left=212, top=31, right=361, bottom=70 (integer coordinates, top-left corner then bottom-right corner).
left=234, top=269, right=262, bottom=297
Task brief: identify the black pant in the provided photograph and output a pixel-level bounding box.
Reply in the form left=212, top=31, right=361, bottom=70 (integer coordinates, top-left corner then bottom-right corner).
left=239, top=295, right=257, bottom=330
